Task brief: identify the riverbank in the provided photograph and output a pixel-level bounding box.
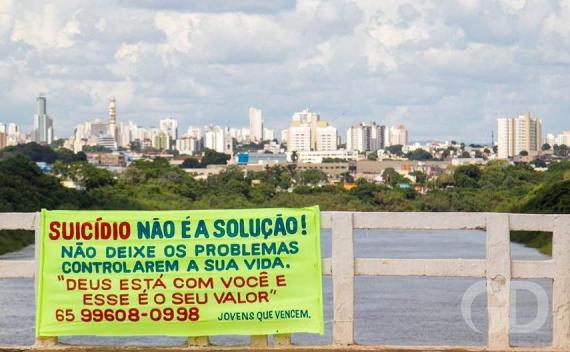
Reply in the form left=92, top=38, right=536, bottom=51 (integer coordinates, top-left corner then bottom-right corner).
left=511, top=231, right=552, bottom=255
left=0, top=230, right=34, bottom=256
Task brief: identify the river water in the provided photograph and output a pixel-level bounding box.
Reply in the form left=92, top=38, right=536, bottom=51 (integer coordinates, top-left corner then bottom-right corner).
left=0, top=229, right=552, bottom=347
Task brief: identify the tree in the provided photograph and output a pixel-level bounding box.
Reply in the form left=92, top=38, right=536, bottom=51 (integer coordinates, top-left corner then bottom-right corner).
left=298, top=169, right=327, bottom=186
left=1, top=142, right=58, bottom=163
left=340, top=171, right=354, bottom=183
left=519, top=150, right=529, bottom=156
left=453, top=165, right=481, bottom=188
left=130, top=141, right=142, bottom=153
left=385, top=144, right=403, bottom=155
left=0, top=142, right=85, bottom=164
left=441, top=147, right=453, bottom=160
left=50, top=139, right=65, bottom=148
left=460, top=151, right=470, bottom=158
left=181, top=158, right=201, bottom=168
left=554, top=144, right=568, bottom=157
left=56, top=148, right=87, bottom=163
left=0, top=155, right=83, bottom=211
left=531, top=159, right=547, bottom=168
left=409, top=171, right=427, bottom=185
left=541, top=143, right=551, bottom=151
left=201, top=149, right=230, bottom=166
left=405, top=149, right=432, bottom=161
left=349, top=179, right=381, bottom=203
left=83, top=145, right=112, bottom=153
left=53, top=161, right=115, bottom=190
left=382, top=168, right=408, bottom=187
left=290, top=151, right=298, bottom=163
left=367, top=153, right=378, bottom=161
left=521, top=180, right=570, bottom=213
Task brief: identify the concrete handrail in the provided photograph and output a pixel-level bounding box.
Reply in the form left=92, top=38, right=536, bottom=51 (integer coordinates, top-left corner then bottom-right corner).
left=0, top=211, right=569, bottom=351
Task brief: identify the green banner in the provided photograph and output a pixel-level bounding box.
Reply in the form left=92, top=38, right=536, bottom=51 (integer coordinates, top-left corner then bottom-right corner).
left=36, top=207, right=323, bottom=336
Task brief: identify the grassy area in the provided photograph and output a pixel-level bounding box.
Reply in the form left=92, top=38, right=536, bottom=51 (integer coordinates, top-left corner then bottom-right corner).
left=0, top=230, right=34, bottom=256
left=511, top=231, right=552, bottom=256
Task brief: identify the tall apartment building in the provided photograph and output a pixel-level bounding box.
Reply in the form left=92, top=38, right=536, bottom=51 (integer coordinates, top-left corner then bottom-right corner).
left=108, top=97, right=117, bottom=141
left=33, top=95, right=54, bottom=145
left=558, top=131, right=570, bottom=146
left=0, top=123, right=23, bottom=147
left=287, top=109, right=337, bottom=152
left=263, top=128, right=275, bottom=141
left=387, top=124, right=408, bottom=146
left=249, top=107, right=263, bottom=142
left=347, top=122, right=385, bottom=152
left=497, top=113, right=542, bottom=159
left=176, top=136, right=201, bottom=155
left=117, top=121, right=138, bottom=148
left=288, top=126, right=311, bottom=152
left=203, top=126, right=233, bottom=154
left=316, top=126, right=338, bottom=151
left=547, top=131, right=570, bottom=146
left=160, top=118, right=179, bottom=140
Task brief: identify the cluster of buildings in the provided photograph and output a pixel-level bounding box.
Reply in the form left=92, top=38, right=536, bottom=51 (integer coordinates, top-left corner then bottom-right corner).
left=1, top=96, right=569, bottom=193
left=496, top=112, right=569, bottom=160
left=0, top=95, right=54, bottom=148
left=62, top=100, right=276, bottom=157
left=21, top=96, right=409, bottom=165
left=497, top=113, right=543, bottom=159
left=1, top=95, right=568, bottom=172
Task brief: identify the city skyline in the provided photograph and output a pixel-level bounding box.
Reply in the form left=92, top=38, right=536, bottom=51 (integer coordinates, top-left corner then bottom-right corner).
left=0, top=1, right=569, bottom=142
left=0, top=93, right=569, bottom=148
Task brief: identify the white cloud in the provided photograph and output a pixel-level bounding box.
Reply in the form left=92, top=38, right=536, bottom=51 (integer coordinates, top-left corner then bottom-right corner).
left=0, top=0, right=568, bottom=141
left=10, top=4, right=81, bottom=49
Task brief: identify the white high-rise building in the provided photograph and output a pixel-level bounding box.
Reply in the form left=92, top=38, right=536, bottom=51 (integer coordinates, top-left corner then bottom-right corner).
left=176, top=136, right=201, bottom=155
left=287, top=108, right=337, bottom=151
left=263, top=128, right=274, bottom=141
left=557, top=131, right=570, bottom=146
left=203, top=126, right=226, bottom=153
left=545, top=133, right=557, bottom=146
left=281, top=129, right=289, bottom=144
left=291, top=109, right=324, bottom=150
left=33, top=95, right=54, bottom=145
left=347, top=122, right=385, bottom=152
left=186, top=126, right=201, bottom=139
left=497, top=113, right=542, bottom=159
left=7, top=123, right=19, bottom=136
left=387, top=125, right=408, bottom=146
left=249, top=107, right=263, bottom=142
left=108, top=97, right=117, bottom=141
left=152, top=131, right=170, bottom=150
left=288, top=126, right=311, bottom=152
left=316, top=126, right=338, bottom=151
left=117, top=121, right=138, bottom=148
left=160, top=118, right=178, bottom=140
left=0, top=123, right=22, bottom=147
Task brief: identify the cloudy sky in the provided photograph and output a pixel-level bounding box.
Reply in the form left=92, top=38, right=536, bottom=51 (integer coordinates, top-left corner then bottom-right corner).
left=0, top=0, right=569, bottom=142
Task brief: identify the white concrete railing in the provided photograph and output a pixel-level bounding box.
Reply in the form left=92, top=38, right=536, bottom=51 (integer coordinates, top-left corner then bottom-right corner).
left=0, top=211, right=569, bottom=351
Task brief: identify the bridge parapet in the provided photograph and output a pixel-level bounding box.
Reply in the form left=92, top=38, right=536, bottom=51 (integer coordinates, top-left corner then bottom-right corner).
left=0, top=212, right=569, bottom=352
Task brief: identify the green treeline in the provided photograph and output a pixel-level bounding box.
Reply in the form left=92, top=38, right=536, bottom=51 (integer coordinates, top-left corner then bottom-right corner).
left=1, top=143, right=570, bottom=255
left=0, top=230, right=34, bottom=256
